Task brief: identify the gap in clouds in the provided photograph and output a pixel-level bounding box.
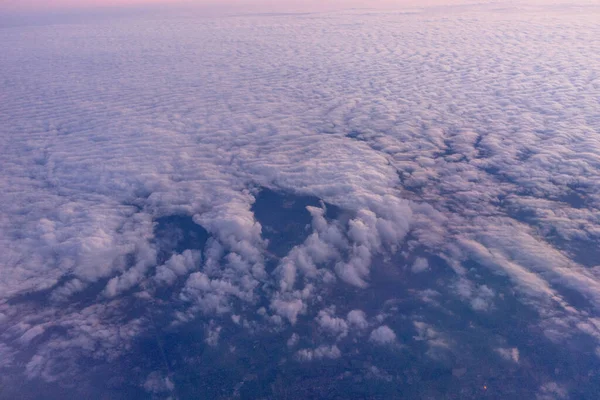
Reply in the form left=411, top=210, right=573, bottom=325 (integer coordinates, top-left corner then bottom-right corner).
left=252, top=188, right=343, bottom=259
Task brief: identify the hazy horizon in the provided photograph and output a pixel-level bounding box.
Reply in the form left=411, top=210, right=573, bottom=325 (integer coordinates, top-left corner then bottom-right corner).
left=1, top=0, right=585, bottom=14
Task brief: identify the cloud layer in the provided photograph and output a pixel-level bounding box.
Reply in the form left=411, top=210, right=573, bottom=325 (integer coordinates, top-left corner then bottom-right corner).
left=1, top=2, right=600, bottom=398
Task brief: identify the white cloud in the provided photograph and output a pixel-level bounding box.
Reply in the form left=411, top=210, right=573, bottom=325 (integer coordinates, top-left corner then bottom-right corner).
left=454, top=278, right=495, bottom=312
left=180, top=271, right=247, bottom=315
left=413, top=321, right=452, bottom=360
left=347, top=309, right=369, bottom=331
left=154, top=249, right=201, bottom=286
left=316, top=307, right=348, bottom=338
left=270, top=298, right=305, bottom=325
left=0, top=3, right=599, bottom=394
left=18, top=325, right=46, bottom=345
left=205, top=321, right=222, bottom=347
left=287, top=333, right=299, bottom=348
left=296, top=344, right=341, bottom=362
left=369, top=325, right=397, bottom=345
left=143, top=371, right=175, bottom=394
left=495, top=347, right=520, bottom=363
left=411, top=257, right=429, bottom=273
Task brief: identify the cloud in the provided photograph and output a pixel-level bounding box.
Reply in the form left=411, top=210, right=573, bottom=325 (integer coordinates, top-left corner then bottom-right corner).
left=1, top=2, right=599, bottom=398
left=454, top=278, right=495, bottom=311
left=495, top=347, right=520, bottom=363
left=0, top=344, right=15, bottom=368
left=411, top=257, right=429, bottom=273
left=413, top=321, right=452, bottom=361
left=154, top=249, right=201, bottom=286
left=205, top=321, right=222, bottom=346
left=537, top=382, right=569, bottom=400
left=287, top=333, right=299, bottom=348
left=180, top=271, right=247, bottom=314
left=143, top=371, right=175, bottom=394
left=270, top=298, right=305, bottom=325
left=347, top=309, right=369, bottom=331
left=369, top=325, right=396, bottom=345
left=18, top=325, right=46, bottom=345
left=295, top=344, right=341, bottom=362
left=316, top=307, right=349, bottom=338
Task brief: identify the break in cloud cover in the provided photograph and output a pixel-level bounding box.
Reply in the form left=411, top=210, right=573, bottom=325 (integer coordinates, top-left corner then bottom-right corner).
left=1, top=1, right=600, bottom=399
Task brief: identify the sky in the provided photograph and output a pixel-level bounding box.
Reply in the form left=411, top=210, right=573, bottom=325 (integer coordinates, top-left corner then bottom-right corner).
left=0, top=0, right=526, bottom=13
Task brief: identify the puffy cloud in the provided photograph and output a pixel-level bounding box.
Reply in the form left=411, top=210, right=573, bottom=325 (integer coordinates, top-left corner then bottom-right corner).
left=454, top=278, right=495, bottom=312
left=413, top=321, right=452, bottom=361
left=369, top=325, right=397, bottom=345
left=347, top=309, right=369, bottom=331
left=143, top=371, right=175, bottom=395
left=154, top=249, right=201, bottom=286
left=287, top=333, right=299, bottom=348
left=180, top=271, right=247, bottom=314
left=296, top=344, right=341, bottom=362
left=270, top=298, right=305, bottom=325
left=411, top=257, right=429, bottom=273
left=316, top=307, right=348, bottom=338
left=335, top=245, right=372, bottom=288
left=274, top=205, right=344, bottom=292
left=205, top=321, right=222, bottom=347
left=495, top=347, right=520, bottom=364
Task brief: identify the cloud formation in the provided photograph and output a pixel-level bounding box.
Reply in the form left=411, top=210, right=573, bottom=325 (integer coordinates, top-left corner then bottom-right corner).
left=1, top=1, right=600, bottom=398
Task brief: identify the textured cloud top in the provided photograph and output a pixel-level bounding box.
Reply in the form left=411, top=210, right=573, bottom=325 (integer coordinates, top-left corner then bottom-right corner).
left=1, top=2, right=600, bottom=399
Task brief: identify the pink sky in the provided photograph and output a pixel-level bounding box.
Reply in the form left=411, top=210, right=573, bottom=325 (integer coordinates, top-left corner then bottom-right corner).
left=1, top=0, right=172, bottom=11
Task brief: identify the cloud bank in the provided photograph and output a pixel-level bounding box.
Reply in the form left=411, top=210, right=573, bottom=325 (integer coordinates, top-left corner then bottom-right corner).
left=1, top=2, right=600, bottom=398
